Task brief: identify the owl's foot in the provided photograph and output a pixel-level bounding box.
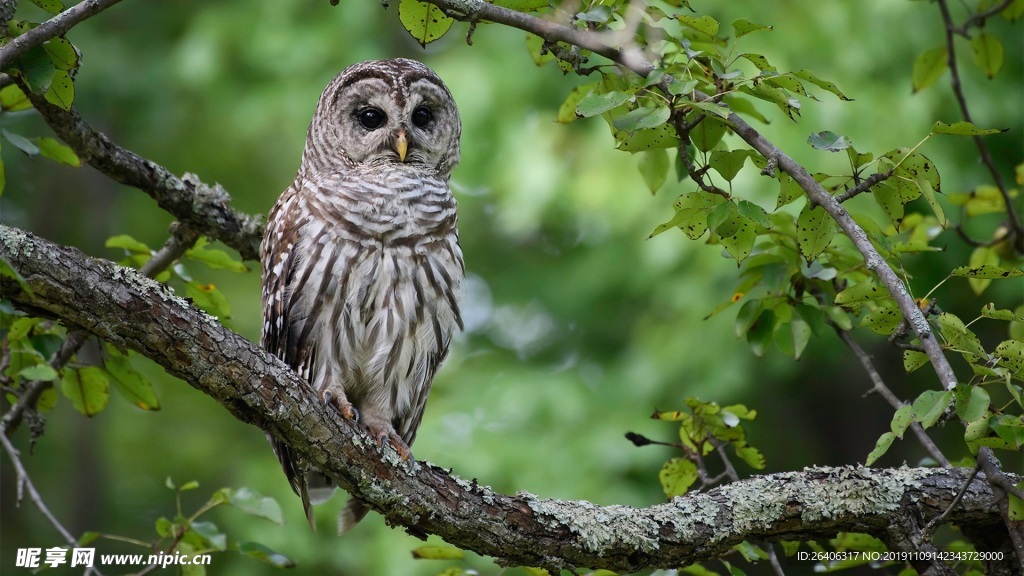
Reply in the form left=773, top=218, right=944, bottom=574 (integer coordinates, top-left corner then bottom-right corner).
left=365, top=422, right=413, bottom=462
left=322, top=389, right=359, bottom=422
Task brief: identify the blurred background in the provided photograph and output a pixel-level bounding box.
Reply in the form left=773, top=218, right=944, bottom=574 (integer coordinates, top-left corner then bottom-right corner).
left=1, top=0, right=1021, bottom=574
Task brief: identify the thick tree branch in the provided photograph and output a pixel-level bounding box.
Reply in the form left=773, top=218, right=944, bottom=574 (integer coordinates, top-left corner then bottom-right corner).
left=17, top=85, right=263, bottom=260
left=0, top=224, right=1016, bottom=573
left=0, top=0, right=125, bottom=71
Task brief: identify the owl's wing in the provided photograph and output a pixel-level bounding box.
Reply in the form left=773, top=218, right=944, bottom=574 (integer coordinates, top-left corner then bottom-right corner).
left=260, top=183, right=328, bottom=525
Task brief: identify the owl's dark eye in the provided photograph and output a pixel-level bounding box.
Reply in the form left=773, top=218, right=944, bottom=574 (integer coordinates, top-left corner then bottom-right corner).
left=411, top=106, right=432, bottom=128
left=356, top=107, right=386, bottom=130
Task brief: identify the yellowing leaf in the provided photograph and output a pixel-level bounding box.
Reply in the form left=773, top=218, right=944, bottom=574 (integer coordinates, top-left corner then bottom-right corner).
left=411, top=545, right=465, bottom=560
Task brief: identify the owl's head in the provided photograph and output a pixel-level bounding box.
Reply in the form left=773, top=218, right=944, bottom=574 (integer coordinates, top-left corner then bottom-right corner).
left=302, top=58, right=461, bottom=178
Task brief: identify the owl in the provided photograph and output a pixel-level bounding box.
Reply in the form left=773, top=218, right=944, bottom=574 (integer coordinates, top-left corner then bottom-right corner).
left=259, top=58, right=464, bottom=533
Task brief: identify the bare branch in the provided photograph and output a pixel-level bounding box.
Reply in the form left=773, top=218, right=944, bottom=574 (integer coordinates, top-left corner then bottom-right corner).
left=0, top=432, right=105, bottom=576
left=834, top=170, right=893, bottom=203
left=936, top=0, right=1024, bottom=255
left=0, top=223, right=1015, bottom=572
left=835, top=328, right=952, bottom=467
left=16, top=85, right=263, bottom=260
left=978, top=447, right=1024, bottom=564
left=0, top=0, right=125, bottom=71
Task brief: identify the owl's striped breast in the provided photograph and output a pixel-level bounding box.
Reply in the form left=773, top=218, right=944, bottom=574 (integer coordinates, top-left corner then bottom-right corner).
left=288, top=169, right=463, bottom=435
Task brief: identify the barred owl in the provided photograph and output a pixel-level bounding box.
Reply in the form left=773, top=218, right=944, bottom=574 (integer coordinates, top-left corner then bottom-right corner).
left=259, top=59, right=463, bottom=533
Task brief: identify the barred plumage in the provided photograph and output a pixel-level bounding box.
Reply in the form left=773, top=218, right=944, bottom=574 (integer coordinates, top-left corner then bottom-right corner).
left=260, top=59, right=463, bottom=533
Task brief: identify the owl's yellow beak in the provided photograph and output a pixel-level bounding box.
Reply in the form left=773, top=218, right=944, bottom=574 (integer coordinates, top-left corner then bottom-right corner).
left=394, top=130, right=408, bottom=162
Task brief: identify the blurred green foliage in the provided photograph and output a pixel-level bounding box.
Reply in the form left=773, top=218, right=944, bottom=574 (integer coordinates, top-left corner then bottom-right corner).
left=1, top=0, right=1021, bottom=574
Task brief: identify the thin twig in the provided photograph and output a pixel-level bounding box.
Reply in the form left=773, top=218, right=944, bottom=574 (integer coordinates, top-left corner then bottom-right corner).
left=835, top=170, right=893, bottom=203
left=0, top=431, right=105, bottom=576
left=835, top=327, right=952, bottom=467
left=924, top=464, right=980, bottom=538
left=936, top=0, right=1024, bottom=255
left=954, top=0, right=1015, bottom=35
left=0, top=0, right=126, bottom=70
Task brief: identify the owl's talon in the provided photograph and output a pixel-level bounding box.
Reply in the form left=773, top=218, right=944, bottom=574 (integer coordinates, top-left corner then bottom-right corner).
left=322, top=390, right=359, bottom=421
left=366, top=423, right=413, bottom=461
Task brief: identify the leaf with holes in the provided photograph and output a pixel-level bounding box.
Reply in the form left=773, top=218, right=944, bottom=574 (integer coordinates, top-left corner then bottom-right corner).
left=951, top=264, right=1024, bottom=279
left=44, top=70, right=74, bottom=110
left=931, top=121, right=1005, bottom=136
left=890, top=405, right=913, bottom=439
left=732, top=18, right=772, bottom=39
left=995, top=340, right=1024, bottom=377
left=861, top=302, right=902, bottom=335
left=903, top=350, right=929, bottom=373
left=796, top=203, right=836, bottom=261
left=575, top=90, right=632, bottom=118
left=807, top=131, right=851, bottom=152
left=677, top=14, right=719, bottom=36
left=398, top=0, right=453, bottom=46
left=936, top=313, right=987, bottom=359
left=557, top=81, right=597, bottom=123
left=793, top=69, right=852, bottom=101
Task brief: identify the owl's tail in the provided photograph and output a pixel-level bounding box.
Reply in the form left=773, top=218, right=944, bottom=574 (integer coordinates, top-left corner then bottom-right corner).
left=337, top=497, right=370, bottom=535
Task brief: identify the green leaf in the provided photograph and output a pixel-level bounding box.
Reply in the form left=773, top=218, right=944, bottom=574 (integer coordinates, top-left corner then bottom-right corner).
left=709, top=149, right=753, bottom=182
left=994, top=340, right=1024, bottom=377
left=861, top=302, right=902, bottom=335
left=792, top=69, right=852, bottom=101
left=912, top=390, right=953, bottom=429
left=15, top=46, right=56, bottom=94
left=736, top=200, right=771, bottom=228
left=686, top=99, right=732, bottom=119
left=19, top=364, right=59, bottom=382
left=951, top=265, right=1024, bottom=279
left=689, top=115, right=727, bottom=152
left=883, top=148, right=940, bottom=191
left=740, top=53, right=774, bottom=72
left=105, top=348, right=160, bottom=410
left=677, top=15, right=719, bottom=36
left=745, top=309, right=776, bottom=357
left=615, top=123, right=679, bottom=151
left=557, top=81, right=597, bottom=124
left=43, top=38, right=78, bottom=70
left=61, top=366, right=110, bottom=417
left=612, top=105, right=671, bottom=132
left=3, top=129, right=40, bottom=156
left=398, top=0, right=454, bottom=46
left=221, top=487, right=284, bottom=524
left=981, top=303, right=1024, bottom=323
left=659, top=457, right=698, bottom=498
left=412, top=545, right=465, bottom=560
left=731, top=19, right=772, bottom=38
left=187, top=521, right=227, bottom=551
left=865, top=432, right=896, bottom=465
left=936, top=313, right=987, bottom=359
left=30, top=0, right=64, bottom=14
left=955, top=385, right=990, bottom=423
left=105, top=234, right=152, bottom=254
left=796, top=203, right=836, bottom=261
left=185, top=282, right=232, bottom=319
left=1, top=85, right=32, bottom=112
left=903, top=350, right=929, bottom=373
left=774, top=316, right=811, bottom=359
left=807, top=131, right=851, bottom=152
left=931, top=121, right=1005, bottom=136
left=185, top=242, right=248, bottom=272
left=890, top=405, right=913, bottom=438
left=971, top=33, right=1004, bottom=78
left=576, top=91, right=632, bottom=118
left=638, top=149, right=669, bottom=194
left=34, top=137, right=80, bottom=167
left=716, top=213, right=757, bottom=264
left=872, top=182, right=905, bottom=225
left=834, top=281, right=887, bottom=305
left=43, top=69, right=74, bottom=110
left=651, top=191, right=727, bottom=239
left=237, top=542, right=295, bottom=568
left=912, top=46, right=948, bottom=93
left=999, top=0, right=1024, bottom=20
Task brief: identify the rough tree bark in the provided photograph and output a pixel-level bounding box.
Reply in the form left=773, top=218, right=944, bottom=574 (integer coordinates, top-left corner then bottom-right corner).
left=0, top=224, right=1017, bottom=574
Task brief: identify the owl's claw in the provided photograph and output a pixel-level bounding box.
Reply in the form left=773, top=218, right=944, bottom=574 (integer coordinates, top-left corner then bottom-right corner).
left=322, top=389, right=359, bottom=422
left=366, top=424, right=413, bottom=462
